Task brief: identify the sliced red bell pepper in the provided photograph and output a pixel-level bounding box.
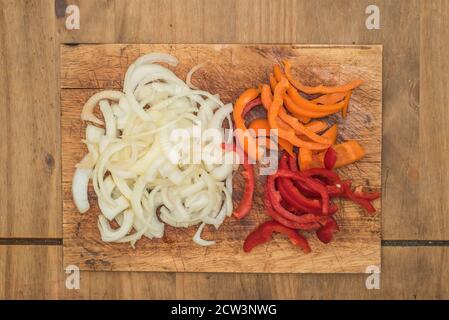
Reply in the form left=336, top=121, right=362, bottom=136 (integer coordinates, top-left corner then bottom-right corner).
left=267, top=174, right=327, bottom=223
left=263, top=187, right=322, bottom=230
left=278, top=154, right=323, bottom=211
left=277, top=177, right=325, bottom=214
left=242, top=97, right=263, bottom=118
left=222, top=143, right=255, bottom=219
left=280, top=198, right=299, bottom=213
left=342, top=183, right=376, bottom=214
left=324, top=146, right=337, bottom=169
left=316, top=216, right=340, bottom=244
left=243, top=220, right=311, bottom=253
left=300, top=167, right=341, bottom=185
left=288, top=153, right=299, bottom=171
left=353, top=187, right=381, bottom=201
left=234, top=152, right=255, bottom=219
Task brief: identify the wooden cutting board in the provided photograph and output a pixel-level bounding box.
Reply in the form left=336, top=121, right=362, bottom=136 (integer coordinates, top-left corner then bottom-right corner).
left=61, top=44, right=382, bottom=273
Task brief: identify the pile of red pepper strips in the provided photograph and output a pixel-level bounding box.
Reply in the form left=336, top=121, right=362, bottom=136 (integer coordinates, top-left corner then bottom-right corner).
left=232, top=112, right=380, bottom=254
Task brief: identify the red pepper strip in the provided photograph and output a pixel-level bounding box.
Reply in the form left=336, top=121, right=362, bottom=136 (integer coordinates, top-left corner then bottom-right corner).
left=354, top=191, right=381, bottom=201
left=264, top=187, right=322, bottom=230
left=278, top=154, right=325, bottom=212
left=277, top=177, right=325, bottom=214
left=279, top=154, right=322, bottom=210
left=288, top=153, right=299, bottom=171
left=280, top=199, right=299, bottom=213
left=304, top=177, right=330, bottom=215
left=242, top=97, right=263, bottom=118
left=300, top=168, right=341, bottom=185
left=243, top=220, right=311, bottom=253
left=267, top=174, right=329, bottom=222
left=324, top=146, right=337, bottom=170
left=353, top=187, right=381, bottom=201
left=343, top=184, right=376, bottom=214
left=222, top=143, right=255, bottom=219
left=234, top=151, right=255, bottom=219
left=327, top=181, right=350, bottom=197
left=275, top=169, right=331, bottom=215
left=316, top=217, right=339, bottom=244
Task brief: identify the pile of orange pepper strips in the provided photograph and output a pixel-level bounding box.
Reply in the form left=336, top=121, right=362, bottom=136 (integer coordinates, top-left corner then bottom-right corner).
left=231, top=60, right=380, bottom=253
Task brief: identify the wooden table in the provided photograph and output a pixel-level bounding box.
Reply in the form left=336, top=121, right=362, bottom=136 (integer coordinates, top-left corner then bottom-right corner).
left=1, top=0, right=448, bottom=299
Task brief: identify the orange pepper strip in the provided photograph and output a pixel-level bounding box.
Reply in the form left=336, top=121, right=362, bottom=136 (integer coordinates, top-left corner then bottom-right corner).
left=273, top=64, right=284, bottom=82
left=287, top=85, right=347, bottom=113
left=272, top=66, right=311, bottom=123
left=341, top=90, right=352, bottom=118
left=250, top=116, right=327, bottom=135
left=261, top=84, right=331, bottom=144
left=233, top=88, right=263, bottom=160
left=298, top=148, right=313, bottom=171
left=269, top=73, right=277, bottom=92
left=304, top=120, right=328, bottom=133
left=312, top=92, right=347, bottom=104
left=313, top=140, right=365, bottom=169
left=248, top=118, right=295, bottom=157
left=277, top=109, right=332, bottom=145
left=283, top=94, right=339, bottom=118
left=257, top=136, right=295, bottom=158
left=265, top=80, right=329, bottom=150
left=321, top=123, right=338, bottom=144
left=277, top=63, right=348, bottom=115
left=283, top=59, right=363, bottom=94
left=248, top=118, right=271, bottom=135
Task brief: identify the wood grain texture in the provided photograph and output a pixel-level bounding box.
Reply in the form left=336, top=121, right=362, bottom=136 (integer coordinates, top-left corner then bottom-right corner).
left=1, top=246, right=449, bottom=299
left=54, top=0, right=420, bottom=241
left=419, top=1, right=449, bottom=239
left=0, top=0, right=447, bottom=300
left=0, top=0, right=61, bottom=237
left=61, top=44, right=381, bottom=273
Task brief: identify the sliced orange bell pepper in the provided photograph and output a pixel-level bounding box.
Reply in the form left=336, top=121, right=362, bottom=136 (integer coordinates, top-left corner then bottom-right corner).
left=332, top=140, right=365, bottom=167
left=283, top=94, right=338, bottom=118
left=321, top=124, right=338, bottom=144
left=283, top=59, right=363, bottom=94
left=265, top=79, right=329, bottom=150
left=272, top=66, right=310, bottom=123
left=305, top=120, right=328, bottom=133
left=261, top=84, right=332, bottom=145
left=248, top=118, right=295, bottom=157
left=287, top=85, right=347, bottom=114
left=248, top=118, right=271, bottom=135
left=341, top=90, right=352, bottom=118
left=273, top=64, right=284, bottom=82
left=269, top=73, right=277, bottom=92
left=312, top=92, right=347, bottom=104
left=298, top=148, right=313, bottom=171
left=312, top=140, right=365, bottom=169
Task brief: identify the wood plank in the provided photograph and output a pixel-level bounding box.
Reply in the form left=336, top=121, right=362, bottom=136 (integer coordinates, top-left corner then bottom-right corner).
left=0, top=0, right=61, bottom=237
left=1, top=246, right=448, bottom=299
left=61, top=44, right=381, bottom=273
left=54, top=0, right=421, bottom=239
left=419, top=1, right=449, bottom=239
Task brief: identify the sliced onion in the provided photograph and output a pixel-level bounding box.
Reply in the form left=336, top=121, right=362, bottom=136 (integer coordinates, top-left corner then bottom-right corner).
left=193, top=222, right=215, bottom=246
left=81, top=90, right=124, bottom=125
left=74, top=52, right=237, bottom=247
left=186, top=62, right=205, bottom=90
left=72, top=167, right=92, bottom=213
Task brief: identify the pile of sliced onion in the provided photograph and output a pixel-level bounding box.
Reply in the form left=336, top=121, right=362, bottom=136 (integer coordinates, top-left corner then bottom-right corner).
left=72, top=53, right=237, bottom=247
